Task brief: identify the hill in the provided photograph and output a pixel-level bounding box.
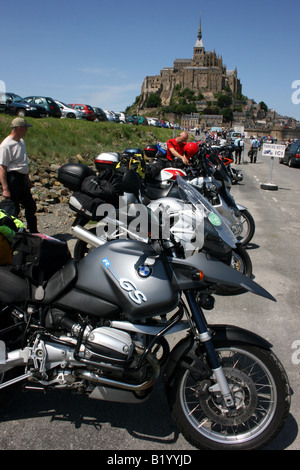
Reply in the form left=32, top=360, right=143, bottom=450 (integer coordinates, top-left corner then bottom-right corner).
left=0, top=114, right=175, bottom=169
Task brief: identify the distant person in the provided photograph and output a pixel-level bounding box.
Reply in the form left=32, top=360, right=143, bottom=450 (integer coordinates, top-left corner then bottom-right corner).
left=0, top=117, right=38, bottom=232
left=249, top=136, right=260, bottom=163
left=234, top=135, right=243, bottom=164
left=166, top=131, right=189, bottom=165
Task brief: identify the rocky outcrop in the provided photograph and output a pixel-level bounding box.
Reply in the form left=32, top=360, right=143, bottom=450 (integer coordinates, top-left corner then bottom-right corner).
left=30, top=163, right=73, bottom=213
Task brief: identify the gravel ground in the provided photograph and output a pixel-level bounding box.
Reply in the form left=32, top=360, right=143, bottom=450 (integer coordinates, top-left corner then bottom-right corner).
left=35, top=203, right=77, bottom=254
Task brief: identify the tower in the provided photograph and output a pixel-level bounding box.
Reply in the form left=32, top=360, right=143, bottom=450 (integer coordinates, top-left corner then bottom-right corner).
left=193, top=15, right=205, bottom=66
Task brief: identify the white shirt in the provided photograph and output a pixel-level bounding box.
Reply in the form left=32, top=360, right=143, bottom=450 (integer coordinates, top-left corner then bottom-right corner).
left=0, top=136, right=29, bottom=174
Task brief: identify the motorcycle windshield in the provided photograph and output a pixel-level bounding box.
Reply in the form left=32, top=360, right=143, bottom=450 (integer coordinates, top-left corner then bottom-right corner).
left=176, top=176, right=236, bottom=249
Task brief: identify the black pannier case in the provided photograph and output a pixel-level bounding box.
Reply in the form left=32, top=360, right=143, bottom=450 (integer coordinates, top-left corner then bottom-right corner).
left=11, top=232, right=71, bottom=285
left=58, top=163, right=96, bottom=191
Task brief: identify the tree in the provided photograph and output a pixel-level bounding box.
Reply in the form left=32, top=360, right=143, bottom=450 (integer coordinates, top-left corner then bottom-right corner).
left=222, top=107, right=233, bottom=122
left=145, top=93, right=162, bottom=108
left=179, top=88, right=196, bottom=100
left=217, top=94, right=232, bottom=108
left=259, top=101, right=268, bottom=112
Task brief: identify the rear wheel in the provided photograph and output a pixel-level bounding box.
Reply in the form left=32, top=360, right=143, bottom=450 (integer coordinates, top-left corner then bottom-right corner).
left=236, top=209, right=255, bottom=246
left=167, top=342, right=291, bottom=450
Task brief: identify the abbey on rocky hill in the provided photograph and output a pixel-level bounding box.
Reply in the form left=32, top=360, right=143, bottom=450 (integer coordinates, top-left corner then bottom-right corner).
left=139, top=17, right=242, bottom=107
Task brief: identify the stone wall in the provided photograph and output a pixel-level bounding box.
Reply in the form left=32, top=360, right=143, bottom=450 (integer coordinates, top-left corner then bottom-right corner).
left=245, top=127, right=300, bottom=141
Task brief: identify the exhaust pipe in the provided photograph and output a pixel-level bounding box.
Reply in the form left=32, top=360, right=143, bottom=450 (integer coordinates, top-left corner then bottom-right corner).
left=77, top=354, right=160, bottom=392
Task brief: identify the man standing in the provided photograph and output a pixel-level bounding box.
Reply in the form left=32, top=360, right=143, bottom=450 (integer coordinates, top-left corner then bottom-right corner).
left=249, top=135, right=260, bottom=163
left=234, top=135, right=243, bottom=164
left=166, top=131, right=189, bottom=165
left=0, top=117, right=38, bottom=232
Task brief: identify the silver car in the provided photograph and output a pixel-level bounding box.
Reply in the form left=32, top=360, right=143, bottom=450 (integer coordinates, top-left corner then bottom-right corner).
left=55, top=100, right=86, bottom=119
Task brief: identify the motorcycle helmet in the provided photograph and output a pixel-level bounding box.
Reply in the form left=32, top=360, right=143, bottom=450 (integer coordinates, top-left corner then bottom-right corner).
left=94, top=152, right=119, bottom=172
left=123, top=148, right=144, bottom=157
left=144, top=145, right=158, bottom=158
left=184, top=142, right=199, bottom=160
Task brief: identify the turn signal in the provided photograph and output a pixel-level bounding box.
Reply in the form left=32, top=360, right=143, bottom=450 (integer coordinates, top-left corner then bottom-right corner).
left=192, top=270, right=204, bottom=281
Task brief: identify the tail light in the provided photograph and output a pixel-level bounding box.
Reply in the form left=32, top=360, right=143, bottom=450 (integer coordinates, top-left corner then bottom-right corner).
left=295, top=154, right=300, bottom=158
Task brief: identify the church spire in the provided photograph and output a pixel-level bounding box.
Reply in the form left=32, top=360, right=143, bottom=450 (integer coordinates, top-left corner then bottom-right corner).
left=194, top=14, right=204, bottom=48
left=198, top=15, right=202, bottom=41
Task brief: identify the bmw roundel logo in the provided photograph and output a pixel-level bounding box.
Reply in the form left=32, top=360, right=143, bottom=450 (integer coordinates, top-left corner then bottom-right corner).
left=137, top=265, right=152, bottom=278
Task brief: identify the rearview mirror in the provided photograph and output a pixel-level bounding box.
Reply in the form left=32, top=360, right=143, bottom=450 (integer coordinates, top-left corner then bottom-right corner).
left=122, top=169, right=141, bottom=194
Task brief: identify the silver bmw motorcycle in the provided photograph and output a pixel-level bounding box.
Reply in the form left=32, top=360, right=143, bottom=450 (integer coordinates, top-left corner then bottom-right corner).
left=0, top=176, right=290, bottom=450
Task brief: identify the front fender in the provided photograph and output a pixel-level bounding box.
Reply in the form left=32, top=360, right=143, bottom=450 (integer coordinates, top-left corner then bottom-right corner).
left=237, top=204, right=247, bottom=211
left=164, top=324, right=272, bottom=385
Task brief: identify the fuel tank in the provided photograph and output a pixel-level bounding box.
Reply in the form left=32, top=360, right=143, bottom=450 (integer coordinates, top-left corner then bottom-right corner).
left=60, top=239, right=179, bottom=320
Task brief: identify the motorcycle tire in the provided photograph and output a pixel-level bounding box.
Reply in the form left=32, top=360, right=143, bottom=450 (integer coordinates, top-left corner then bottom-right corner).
left=73, top=227, right=98, bottom=261
left=167, top=342, right=291, bottom=450
left=237, top=209, right=255, bottom=246
left=215, top=246, right=252, bottom=296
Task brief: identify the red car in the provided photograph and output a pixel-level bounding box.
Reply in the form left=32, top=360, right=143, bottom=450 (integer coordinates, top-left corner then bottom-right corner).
left=68, top=104, right=96, bottom=121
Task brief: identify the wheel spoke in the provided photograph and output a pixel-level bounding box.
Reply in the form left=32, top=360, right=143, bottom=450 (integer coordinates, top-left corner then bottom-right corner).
left=179, top=346, right=277, bottom=444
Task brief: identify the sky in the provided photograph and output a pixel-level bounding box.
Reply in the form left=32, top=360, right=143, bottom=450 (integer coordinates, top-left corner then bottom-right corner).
left=1, top=0, right=299, bottom=120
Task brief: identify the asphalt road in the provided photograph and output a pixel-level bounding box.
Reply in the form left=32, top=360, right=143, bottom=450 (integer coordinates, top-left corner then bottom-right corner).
left=0, top=144, right=299, bottom=452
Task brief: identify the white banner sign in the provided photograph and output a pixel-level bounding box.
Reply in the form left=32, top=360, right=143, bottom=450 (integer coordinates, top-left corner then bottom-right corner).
left=262, top=143, right=285, bottom=158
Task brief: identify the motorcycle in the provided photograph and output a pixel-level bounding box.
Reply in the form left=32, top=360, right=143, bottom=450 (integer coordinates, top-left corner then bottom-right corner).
left=58, top=161, right=252, bottom=294
left=212, top=144, right=244, bottom=185
left=186, top=143, right=254, bottom=246
left=0, top=174, right=291, bottom=450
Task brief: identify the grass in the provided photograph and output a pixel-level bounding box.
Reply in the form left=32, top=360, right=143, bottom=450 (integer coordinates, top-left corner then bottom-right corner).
left=0, top=114, right=177, bottom=169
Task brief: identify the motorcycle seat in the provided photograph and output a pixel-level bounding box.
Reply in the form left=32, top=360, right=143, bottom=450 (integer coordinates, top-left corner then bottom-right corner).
left=0, top=265, right=30, bottom=303
left=0, top=260, right=78, bottom=305
left=43, top=259, right=78, bottom=304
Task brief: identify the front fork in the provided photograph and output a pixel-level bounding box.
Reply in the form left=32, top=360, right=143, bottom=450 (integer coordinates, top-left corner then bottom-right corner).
left=185, top=291, right=235, bottom=408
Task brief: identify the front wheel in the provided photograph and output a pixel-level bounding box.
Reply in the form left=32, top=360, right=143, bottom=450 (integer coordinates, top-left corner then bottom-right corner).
left=73, top=227, right=97, bottom=261
left=167, top=342, right=291, bottom=450
left=215, top=246, right=252, bottom=296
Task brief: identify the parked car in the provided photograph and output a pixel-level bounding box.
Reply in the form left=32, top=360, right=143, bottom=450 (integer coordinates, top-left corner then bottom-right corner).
left=68, top=104, right=96, bottom=121
left=55, top=100, right=86, bottom=119
left=134, top=115, right=148, bottom=125
left=146, top=117, right=156, bottom=126
left=23, top=96, right=61, bottom=118
left=0, top=92, right=47, bottom=118
left=125, top=115, right=139, bottom=125
left=229, top=131, right=241, bottom=142
left=115, top=112, right=126, bottom=123
left=280, top=139, right=300, bottom=167
left=103, top=110, right=119, bottom=123
left=93, top=107, right=108, bottom=121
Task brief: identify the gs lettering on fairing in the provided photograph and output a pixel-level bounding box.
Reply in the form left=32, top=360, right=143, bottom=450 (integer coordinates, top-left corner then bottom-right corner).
left=102, top=256, right=147, bottom=305
left=119, top=278, right=147, bottom=305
